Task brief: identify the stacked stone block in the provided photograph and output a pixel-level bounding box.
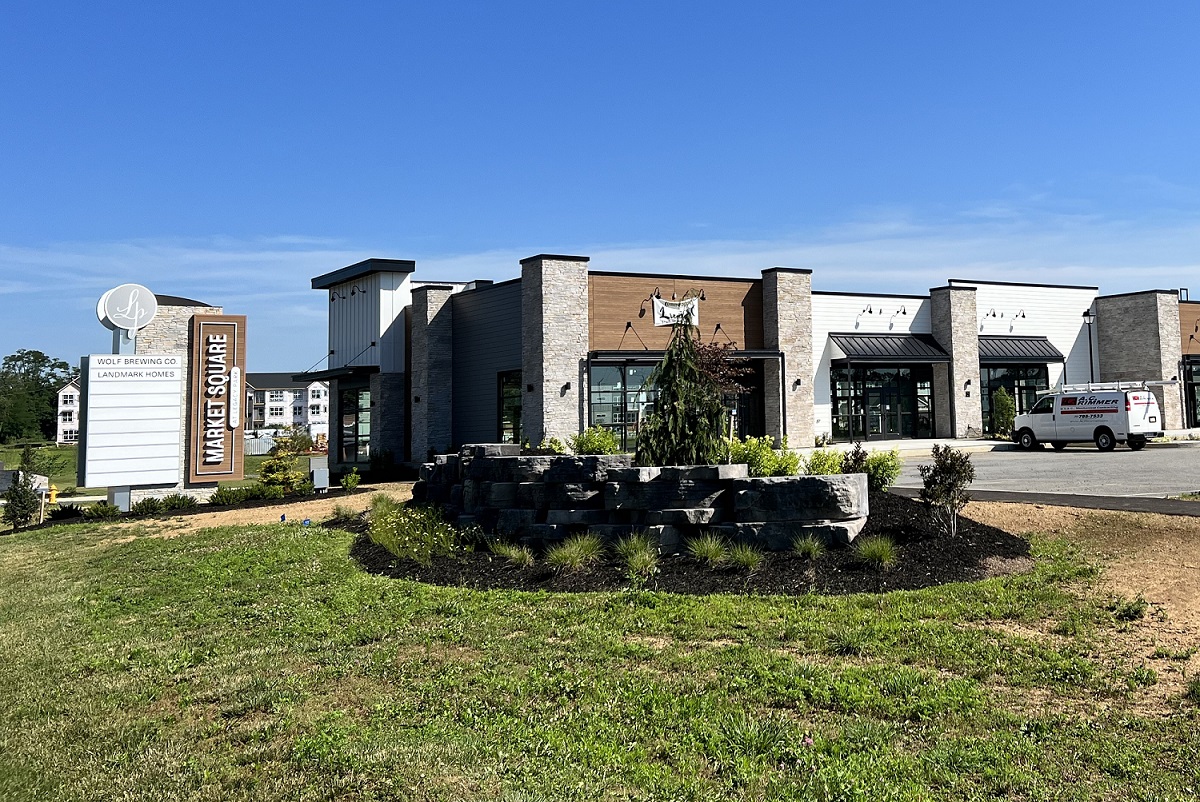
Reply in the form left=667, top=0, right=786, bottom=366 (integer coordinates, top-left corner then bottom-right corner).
left=520, top=255, right=589, bottom=445
left=930, top=286, right=982, bottom=438
left=410, top=285, right=456, bottom=459
left=1095, top=290, right=1184, bottom=429
left=414, top=446, right=869, bottom=553
left=762, top=268, right=815, bottom=447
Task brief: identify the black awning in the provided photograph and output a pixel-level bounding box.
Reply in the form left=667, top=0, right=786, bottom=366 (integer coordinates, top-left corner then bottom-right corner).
left=827, top=333, right=950, bottom=364
left=978, top=336, right=1064, bottom=364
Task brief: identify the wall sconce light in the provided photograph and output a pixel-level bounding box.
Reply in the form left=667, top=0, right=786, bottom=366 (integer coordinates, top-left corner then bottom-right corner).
left=562, top=382, right=572, bottom=391
left=964, top=377, right=972, bottom=397
left=329, top=290, right=346, bottom=302
left=888, top=306, right=907, bottom=329
left=413, top=395, right=421, bottom=403
left=349, top=284, right=365, bottom=296
left=792, top=378, right=803, bottom=390
left=861, top=304, right=873, bottom=315
left=699, top=289, right=706, bottom=301
left=638, top=287, right=662, bottom=318
left=526, top=384, right=535, bottom=393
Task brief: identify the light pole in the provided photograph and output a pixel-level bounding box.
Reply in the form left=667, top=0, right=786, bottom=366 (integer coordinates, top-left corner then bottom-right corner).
left=1082, top=309, right=1096, bottom=383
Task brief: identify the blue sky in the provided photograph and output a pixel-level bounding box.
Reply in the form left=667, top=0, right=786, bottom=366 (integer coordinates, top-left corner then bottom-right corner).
left=3, top=1, right=1199, bottom=371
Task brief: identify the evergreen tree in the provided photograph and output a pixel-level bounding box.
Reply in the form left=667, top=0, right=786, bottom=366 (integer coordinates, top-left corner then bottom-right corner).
left=3, top=453, right=40, bottom=529
left=634, top=321, right=728, bottom=467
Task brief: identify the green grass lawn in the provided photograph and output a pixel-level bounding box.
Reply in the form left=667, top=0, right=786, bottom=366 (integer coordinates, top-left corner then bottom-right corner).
left=1, top=515, right=1197, bottom=800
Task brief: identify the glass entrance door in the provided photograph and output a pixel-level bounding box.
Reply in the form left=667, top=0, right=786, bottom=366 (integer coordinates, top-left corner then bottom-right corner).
left=865, top=386, right=903, bottom=439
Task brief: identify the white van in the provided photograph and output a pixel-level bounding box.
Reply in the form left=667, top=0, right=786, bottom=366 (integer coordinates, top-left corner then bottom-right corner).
left=1012, top=382, right=1165, bottom=452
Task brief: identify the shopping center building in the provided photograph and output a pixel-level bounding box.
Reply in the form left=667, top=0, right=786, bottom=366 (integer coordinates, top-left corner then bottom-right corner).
left=302, top=255, right=1195, bottom=473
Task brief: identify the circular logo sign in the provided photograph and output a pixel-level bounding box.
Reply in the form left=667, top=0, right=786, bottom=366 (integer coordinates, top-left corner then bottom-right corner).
left=97, top=284, right=158, bottom=333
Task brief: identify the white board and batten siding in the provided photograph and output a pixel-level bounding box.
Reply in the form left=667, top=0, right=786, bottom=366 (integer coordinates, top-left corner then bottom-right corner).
left=81, top=354, right=184, bottom=487
left=948, top=280, right=1099, bottom=388
left=327, top=272, right=415, bottom=372
left=810, top=294, right=933, bottom=439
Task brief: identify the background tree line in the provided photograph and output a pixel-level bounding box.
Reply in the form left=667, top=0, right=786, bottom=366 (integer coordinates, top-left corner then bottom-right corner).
left=0, top=349, right=78, bottom=444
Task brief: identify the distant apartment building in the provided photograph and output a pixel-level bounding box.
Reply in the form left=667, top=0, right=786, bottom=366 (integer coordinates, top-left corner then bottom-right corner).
left=245, top=373, right=330, bottom=440
left=56, top=378, right=81, bottom=445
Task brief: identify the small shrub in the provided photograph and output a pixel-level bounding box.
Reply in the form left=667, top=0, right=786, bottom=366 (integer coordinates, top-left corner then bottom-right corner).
left=727, top=435, right=799, bottom=477
left=792, top=533, right=826, bottom=561
left=257, top=484, right=286, bottom=500
left=294, top=480, right=316, bottom=497
left=865, top=449, right=902, bottom=491
left=855, top=536, right=898, bottom=569
left=805, top=448, right=844, bottom=476
left=687, top=532, right=728, bottom=567
left=545, top=533, right=605, bottom=572
left=340, top=467, right=361, bottom=492
left=48, top=503, right=84, bottom=521
left=540, top=437, right=567, bottom=455
left=130, top=497, right=164, bottom=516
left=918, top=444, right=975, bottom=537
left=991, top=386, right=1017, bottom=437
left=1, top=470, right=39, bottom=529
left=161, top=493, right=198, bottom=511
left=209, top=487, right=247, bottom=506
left=728, top=542, right=763, bottom=573
left=332, top=504, right=360, bottom=522
left=491, top=541, right=536, bottom=568
left=82, top=502, right=121, bottom=520
left=368, top=496, right=460, bottom=566
left=842, top=441, right=868, bottom=475
left=568, top=426, right=621, bottom=455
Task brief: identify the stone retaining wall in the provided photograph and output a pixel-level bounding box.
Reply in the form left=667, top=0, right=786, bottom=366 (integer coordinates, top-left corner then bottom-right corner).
left=413, top=445, right=869, bottom=552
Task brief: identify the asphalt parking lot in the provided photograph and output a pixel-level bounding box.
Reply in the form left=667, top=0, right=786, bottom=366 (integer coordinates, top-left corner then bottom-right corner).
left=893, top=442, right=1200, bottom=498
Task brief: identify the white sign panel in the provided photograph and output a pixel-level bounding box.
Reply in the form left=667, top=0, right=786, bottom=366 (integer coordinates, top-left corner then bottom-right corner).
left=81, top=354, right=183, bottom=487
left=651, top=296, right=700, bottom=327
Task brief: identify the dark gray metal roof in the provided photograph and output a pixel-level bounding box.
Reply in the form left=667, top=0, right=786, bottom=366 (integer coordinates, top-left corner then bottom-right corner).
left=311, top=258, right=416, bottom=290
left=978, top=336, right=1064, bottom=363
left=828, top=333, right=949, bottom=363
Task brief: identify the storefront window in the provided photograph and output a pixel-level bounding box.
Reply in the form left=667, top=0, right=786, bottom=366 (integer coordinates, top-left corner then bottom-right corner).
left=498, top=370, right=522, bottom=443
left=830, top=365, right=934, bottom=441
left=339, top=387, right=371, bottom=463
left=980, top=365, right=1050, bottom=435
left=1184, top=359, right=1200, bottom=429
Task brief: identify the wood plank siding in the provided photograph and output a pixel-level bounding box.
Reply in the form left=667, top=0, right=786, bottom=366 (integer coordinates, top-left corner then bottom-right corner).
left=1181, top=300, right=1200, bottom=355
left=588, top=273, right=764, bottom=351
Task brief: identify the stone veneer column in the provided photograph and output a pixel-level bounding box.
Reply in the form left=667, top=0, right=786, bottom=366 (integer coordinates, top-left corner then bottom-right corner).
left=761, top=268, right=813, bottom=447
left=410, top=285, right=455, bottom=460
left=1095, top=291, right=1184, bottom=429
left=132, top=302, right=224, bottom=501
left=520, top=255, right=589, bottom=445
left=930, top=286, right=982, bottom=438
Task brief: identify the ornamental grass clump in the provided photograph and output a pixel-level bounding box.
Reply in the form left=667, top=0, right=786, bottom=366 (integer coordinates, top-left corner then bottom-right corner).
left=855, top=535, right=898, bottom=569
left=615, top=533, right=659, bottom=585
left=687, top=532, right=728, bottom=567
left=545, top=533, right=605, bottom=572
left=130, top=497, right=164, bottom=516
left=491, top=541, right=536, bottom=569
left=161, top=493, right=198, bottom=511
left=792, top=533, right=826, bottom=561
left=368, top=495, right=459, bottom=566
left=82, top=501, right=121, bottom=521
left=727, top=542, right=763, bottom=573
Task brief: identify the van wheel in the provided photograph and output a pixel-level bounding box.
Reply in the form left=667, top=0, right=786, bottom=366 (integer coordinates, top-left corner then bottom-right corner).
left=1051, top=442, right=1067, bottom=451
left=1128, top=435, right=1147, bottom=451
left=1094, top=429, right=1116, bottom=452
left=1017, top=429, right=1037, bottom=450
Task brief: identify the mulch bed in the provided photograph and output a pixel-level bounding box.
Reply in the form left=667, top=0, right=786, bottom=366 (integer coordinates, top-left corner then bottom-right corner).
left=346, top=490, right=1033, bottom=596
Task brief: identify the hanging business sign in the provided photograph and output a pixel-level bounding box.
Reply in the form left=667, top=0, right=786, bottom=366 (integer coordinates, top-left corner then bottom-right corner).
left=79, top=354, right=184, bottom=487
left=651, top=296, right=699, bottom=327
left=188, top=314, right=247, bottom=483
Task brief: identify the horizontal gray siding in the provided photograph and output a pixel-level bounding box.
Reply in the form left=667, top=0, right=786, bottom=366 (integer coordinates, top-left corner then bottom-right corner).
left=452, top=282, right=522, bottom=445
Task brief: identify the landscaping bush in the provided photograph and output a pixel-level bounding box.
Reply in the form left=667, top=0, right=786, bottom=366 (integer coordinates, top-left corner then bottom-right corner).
left=568, top=426, right=621, bottom=455
left=259, top=431, right=308, bottom=493
left=918, top=444, right=975, bottom=537
left=47, top=503, right=84, bottom=521
left=208, top=487, right=247, bottom=506
left=545, top=533, right=605, bottom=572
left=991, top=386, right=1016, bottom=437
left=727, top=435, right=799, bottom=477
left=82, top=502, right=121, bottom=521
left=130, top=497, right=164, bottom=516
left=842, top=441, right=869, bottom=475
left=161, top=493, right=198, bottom=511
left=368, top=496, right=459, bottom=566
left=805, top=448, right=844, bottom=475
left=1, top=470, right=39, bottom=529
left=340, top=467, right=361, bottom=492
left=615, top=532, right=659, bottom=586
left=865, top=449, right=902, bottom=491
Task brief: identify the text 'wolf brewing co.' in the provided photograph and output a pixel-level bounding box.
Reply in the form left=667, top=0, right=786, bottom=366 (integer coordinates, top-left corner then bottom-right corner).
left=201, top=334, right=239, bottom=465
